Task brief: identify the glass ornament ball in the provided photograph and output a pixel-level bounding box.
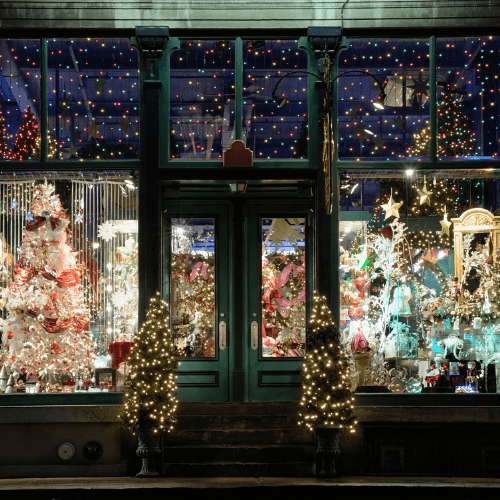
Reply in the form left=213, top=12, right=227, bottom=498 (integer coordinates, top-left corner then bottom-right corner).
left=94, top=355, right=108, bottom=369
left=37, top=314, right=44, bottom=322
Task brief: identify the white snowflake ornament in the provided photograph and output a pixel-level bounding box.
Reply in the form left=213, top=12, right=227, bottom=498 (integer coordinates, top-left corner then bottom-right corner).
left=98, top=221, right=118, bottom=241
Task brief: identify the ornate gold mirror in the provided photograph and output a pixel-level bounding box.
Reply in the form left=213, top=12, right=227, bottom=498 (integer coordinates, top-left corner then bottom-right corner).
left=451, top=208, right=500, bottom=283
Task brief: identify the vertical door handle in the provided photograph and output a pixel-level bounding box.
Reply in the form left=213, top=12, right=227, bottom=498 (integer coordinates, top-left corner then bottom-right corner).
left=251, top=321, right=259, bottom=350
left=219, top=321, right=227, bottom=350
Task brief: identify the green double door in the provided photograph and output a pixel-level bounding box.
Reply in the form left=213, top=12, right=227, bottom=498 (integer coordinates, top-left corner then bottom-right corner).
left=164, top=197, right=313, bottom=402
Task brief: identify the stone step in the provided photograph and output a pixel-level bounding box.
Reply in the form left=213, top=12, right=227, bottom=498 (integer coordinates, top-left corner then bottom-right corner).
left=164, top=428, right=314, bottom=445
left=163, top=461, right=316, bottom=478
left=161, top=402, right=316, bottom=477
left=170, top=413, right=302, bottom=431
left=164, top=444, right=314, bottom=463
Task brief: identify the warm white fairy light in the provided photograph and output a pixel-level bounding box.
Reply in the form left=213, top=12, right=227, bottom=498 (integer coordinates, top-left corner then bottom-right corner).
left=121, top=292, right=178, bottom=435
left=297, top=291, right=356, bottom=433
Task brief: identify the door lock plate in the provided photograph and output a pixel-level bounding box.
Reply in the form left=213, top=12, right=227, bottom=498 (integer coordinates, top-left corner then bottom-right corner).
left=219, top=320, right=227, bottom=350
left=251, top=321, right=258, bottom=350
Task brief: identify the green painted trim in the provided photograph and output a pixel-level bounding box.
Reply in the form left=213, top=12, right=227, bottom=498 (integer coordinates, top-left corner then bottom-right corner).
left=0, top=160, right=140, bottom=170
left=235, top=37, right=243, bottom=141
left=339, top=210, right=370, bottom=221
left=334, top=160, right=500, bottom=171
left=430, top=36, right=437, bottom=162
left=40, top=37, right=48, bottom=162
left=334, top=36, right=349, bottom=164
left=304, top=37, right=318, bottom=170
left=164, top=37, right=181, bottom=165
left=162, top=159, right=311, bottom=169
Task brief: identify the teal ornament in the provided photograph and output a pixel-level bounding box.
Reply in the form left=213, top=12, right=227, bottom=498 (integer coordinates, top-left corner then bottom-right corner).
left=94, top=355, right=108, bottom=369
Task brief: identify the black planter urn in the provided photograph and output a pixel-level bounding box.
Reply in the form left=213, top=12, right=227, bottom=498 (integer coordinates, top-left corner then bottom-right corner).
left=136, top=425, right=161, bottom=477
left=315, top=425, right=341, bottom=477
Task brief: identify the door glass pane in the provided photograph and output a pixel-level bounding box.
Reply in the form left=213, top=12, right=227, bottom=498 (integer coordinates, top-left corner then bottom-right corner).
left=261, top=218, right=306, bottom=357
left=170, top=218, right=216, bottom=357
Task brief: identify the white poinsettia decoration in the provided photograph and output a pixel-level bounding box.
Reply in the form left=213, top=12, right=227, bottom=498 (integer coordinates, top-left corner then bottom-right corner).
left=97, top=221, right=118, bottom=241
left=111, top=290, right=128, bottom=309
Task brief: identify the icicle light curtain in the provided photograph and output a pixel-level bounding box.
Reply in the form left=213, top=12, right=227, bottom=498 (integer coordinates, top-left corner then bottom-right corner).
left=0, top=172, right=138, bottom=356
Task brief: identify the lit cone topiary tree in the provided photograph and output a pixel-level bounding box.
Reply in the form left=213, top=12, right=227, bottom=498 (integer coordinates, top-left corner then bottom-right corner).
left=298, top=291, right=356, bottom=477
left=121, top=291, right=178, bottom=476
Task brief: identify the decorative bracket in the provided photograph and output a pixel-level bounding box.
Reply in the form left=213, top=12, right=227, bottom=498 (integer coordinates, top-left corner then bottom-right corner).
left=307, top=27, right=342, bottom=76
left=135, top=26, right=170, bottom=84
left=223, top=140, right=253, bottom=167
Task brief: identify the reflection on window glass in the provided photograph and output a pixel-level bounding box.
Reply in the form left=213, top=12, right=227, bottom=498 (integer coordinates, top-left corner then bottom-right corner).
left=262, top=218, right=306, bottom=357
left=170, top=218, right=215, bottom=357
left=340, top=169, right=500, bottom=394
left=436, top=37, right=500, bottom=159
left=0, top=173, right=138, bottom=394
left=243, top=40, right=308, bottom=159
left=47, top=39, right=140, bottom=160
left=338, top=39, right=430, bottom=161
left=170, top=41, right=235, bottom=159
left=0, top=40, right=41, bottom=160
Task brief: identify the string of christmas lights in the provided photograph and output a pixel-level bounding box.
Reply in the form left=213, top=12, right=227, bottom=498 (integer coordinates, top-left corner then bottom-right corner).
left=122, top=292, right=178, bottom=435
left=298, top=291, right=356, bottom=432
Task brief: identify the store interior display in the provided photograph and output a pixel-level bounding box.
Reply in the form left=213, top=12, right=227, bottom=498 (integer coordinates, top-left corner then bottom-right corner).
left=340, top=173, right=500, bottom=394
left=170, top=218, right=216, bottom=358
left=0, top=176, right=138, bottom=393
left=262, top=218, right=306, bottom=358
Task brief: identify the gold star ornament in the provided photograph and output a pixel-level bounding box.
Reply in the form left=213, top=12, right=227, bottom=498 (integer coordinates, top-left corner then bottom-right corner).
left=381, top=192, right=403, bottom=220
left=440, top=207, right=452, bottom=236
left=418, top=176, right=433, bottom=206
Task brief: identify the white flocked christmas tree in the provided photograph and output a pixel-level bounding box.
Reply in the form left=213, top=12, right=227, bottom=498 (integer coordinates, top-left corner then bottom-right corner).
left=0, top=182, right=95, bottom=390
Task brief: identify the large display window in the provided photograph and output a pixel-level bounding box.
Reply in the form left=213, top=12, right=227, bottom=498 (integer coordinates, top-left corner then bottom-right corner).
left=340, top=169, right=500, bottom=394
left=0, top=173, right=138, bottom=394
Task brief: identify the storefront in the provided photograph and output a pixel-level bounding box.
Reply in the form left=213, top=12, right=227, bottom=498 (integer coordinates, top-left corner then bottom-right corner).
left=0, top=0, right=499, bottom=478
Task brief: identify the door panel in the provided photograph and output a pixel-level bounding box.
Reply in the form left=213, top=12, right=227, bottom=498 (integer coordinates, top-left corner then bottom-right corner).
left=245, top=202, right=313, bottom=402
left=164, top=202, right=231, bottom=402
left=164, top=198, right=312, bottom=402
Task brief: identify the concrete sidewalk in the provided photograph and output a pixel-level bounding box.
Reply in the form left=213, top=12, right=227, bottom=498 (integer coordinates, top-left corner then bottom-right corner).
left=0, top=476, right=499, bottom=500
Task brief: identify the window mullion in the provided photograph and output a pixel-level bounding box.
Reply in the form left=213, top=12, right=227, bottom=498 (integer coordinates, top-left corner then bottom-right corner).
left=40, top=37, right=48, bottom=162
left=235, top=37, right=243, bottom=141
left=430, top=35, right=437, bottom=163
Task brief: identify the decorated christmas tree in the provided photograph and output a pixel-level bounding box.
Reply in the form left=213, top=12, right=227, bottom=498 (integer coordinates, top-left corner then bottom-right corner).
left=170, top=224, right=215, bottom=357
left=11, top=106, right=40, bottom=160
left=408, top=85, right=475, bottom=159
left=0, top=108, right=9, bottom=159
left=298, top=291, right=356, bottom=433
left=262, top=218, right=306, bottom=357
left=122, top=292, right=178, bottom=435
left=0, top=182, right=95, bottom=389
